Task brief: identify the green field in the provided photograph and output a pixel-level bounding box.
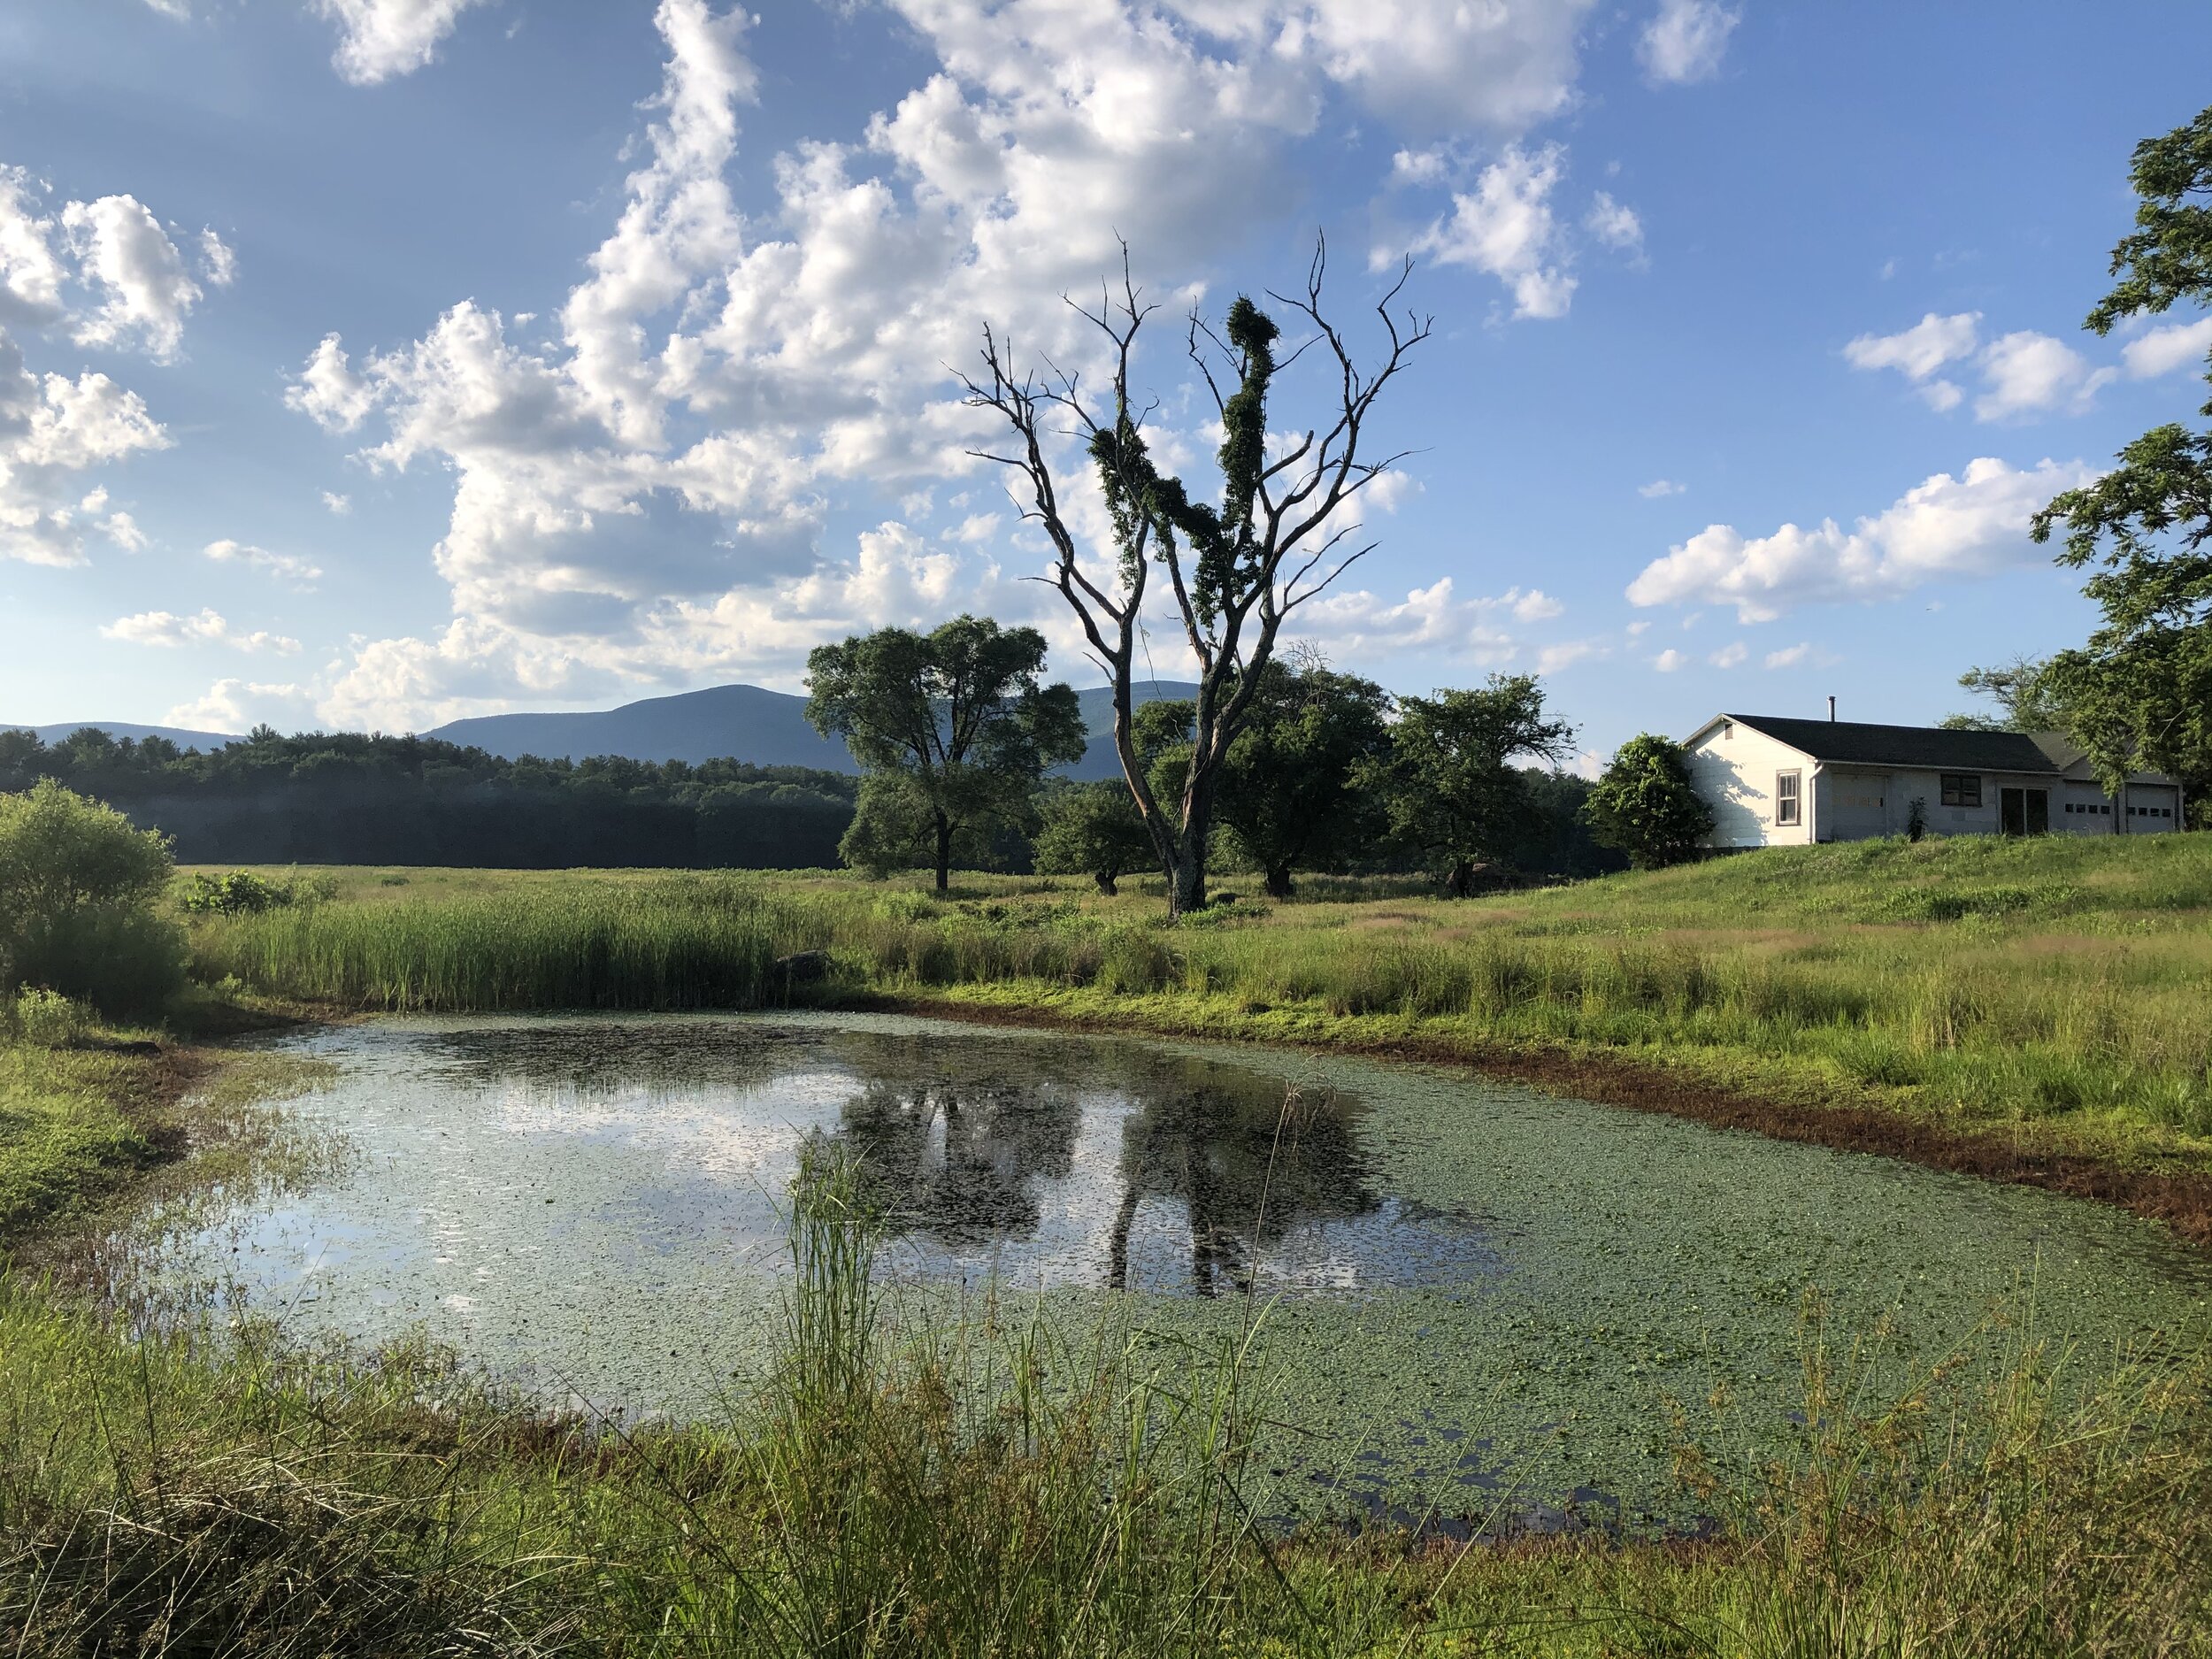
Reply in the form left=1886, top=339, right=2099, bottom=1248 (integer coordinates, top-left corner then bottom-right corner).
left=6, top=832, right=2212, bottom=1652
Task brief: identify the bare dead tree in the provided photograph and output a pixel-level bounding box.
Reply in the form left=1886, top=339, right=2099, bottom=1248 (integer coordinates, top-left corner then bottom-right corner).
left=961, top=236, right=1430, bottom=917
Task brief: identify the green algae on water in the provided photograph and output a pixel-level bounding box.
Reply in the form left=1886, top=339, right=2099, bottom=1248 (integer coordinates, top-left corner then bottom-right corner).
left=117, top=1010, right=2212, bottom=1530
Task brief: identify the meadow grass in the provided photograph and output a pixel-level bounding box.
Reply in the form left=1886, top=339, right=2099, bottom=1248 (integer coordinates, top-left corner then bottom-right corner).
left=185, top=832, right=2212, bottom=1170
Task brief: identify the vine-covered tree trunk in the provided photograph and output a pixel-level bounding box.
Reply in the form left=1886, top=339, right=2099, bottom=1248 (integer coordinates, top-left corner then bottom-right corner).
left=1444, top=857, right=1478, bottom=899
left=933, top=812, right=953, bottom=894
left=1264, top=864, right=1294, bottom=900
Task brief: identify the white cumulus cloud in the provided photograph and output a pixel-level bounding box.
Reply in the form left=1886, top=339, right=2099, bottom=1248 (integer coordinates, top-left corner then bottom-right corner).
left=1973, top=330, right=2114, bottom=421
left=311, top=0, right=494, bottom=85
left=60, top=194, right=204, bottom=362
left=165, top=679, right=316, bottom=733
left=1291, top=576, right=1540, bottom=664
left=1652, top=647, right=1686, bottom=672
left=1844, top=311, right=1979, bottom=411
left=2115, top=311, right=2212, bottom=376
left=2121, top=315, right=2212, bottom=380
left=1638, top=0, right=1738, bottom=85
left=286, top=0, right=1632, bottom=726
left=1626, top=456, right=2101, bottom=622
left=1639, top=477, right=1685, bottom=498
left=0, top=341, right=171, bottom=565
left=1405, top=143, right=1576, bottom=319
left=102, top=607, right=301, bottom=654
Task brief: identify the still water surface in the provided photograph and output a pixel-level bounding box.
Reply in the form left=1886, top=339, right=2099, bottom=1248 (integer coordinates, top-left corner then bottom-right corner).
left=138, top=1011, right=2212, bottom=1526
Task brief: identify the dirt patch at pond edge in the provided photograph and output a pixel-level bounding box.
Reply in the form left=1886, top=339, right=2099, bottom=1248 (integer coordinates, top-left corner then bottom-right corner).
left=882, top=995, right=2212, bottom=1251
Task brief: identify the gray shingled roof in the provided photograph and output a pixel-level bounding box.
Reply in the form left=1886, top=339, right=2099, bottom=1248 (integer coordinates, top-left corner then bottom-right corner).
left=1720, top=715, right=2060, bottom=773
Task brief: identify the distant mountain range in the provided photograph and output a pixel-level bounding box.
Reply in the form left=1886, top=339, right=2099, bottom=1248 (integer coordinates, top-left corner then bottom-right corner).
left=6, top=680, right=1200, bottom=782
left=5, top=720, right=246, bottom=749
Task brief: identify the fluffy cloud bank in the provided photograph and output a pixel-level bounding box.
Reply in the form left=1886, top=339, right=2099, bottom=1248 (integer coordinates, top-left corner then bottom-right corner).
left=285, top=0, right=1680, bottom=728
left=1625, top=456, right=2100, bottom=621
left=0, top=165, right=227, bottom=564
left=1839, top=306, right=2212, bottom=419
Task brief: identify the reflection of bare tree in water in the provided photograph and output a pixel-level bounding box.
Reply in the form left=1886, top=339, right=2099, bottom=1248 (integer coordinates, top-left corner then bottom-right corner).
left=1106, top=1076, right=1379, bottom=1296
left=822, top=1076, right=1081, bottom=1244
left=471, top=1022, right=1380, bottom=1289
left=813, top=1044, right=1378, bottom=1291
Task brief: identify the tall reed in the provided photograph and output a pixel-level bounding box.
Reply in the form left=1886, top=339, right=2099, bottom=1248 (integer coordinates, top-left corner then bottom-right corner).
left=192, top=875, right=806, bottom=1010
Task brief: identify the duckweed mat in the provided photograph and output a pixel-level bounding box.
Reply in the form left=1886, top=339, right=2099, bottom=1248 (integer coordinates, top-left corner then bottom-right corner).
left=111, top=1011, right=2212, bottom=1530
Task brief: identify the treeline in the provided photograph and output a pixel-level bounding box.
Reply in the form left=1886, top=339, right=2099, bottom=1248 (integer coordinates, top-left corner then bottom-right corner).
left=0, top=726, right=859, bottom=869
left=1026, top=664, right=1626, bottom=897
left=0, top=706, right=1623, bottom=885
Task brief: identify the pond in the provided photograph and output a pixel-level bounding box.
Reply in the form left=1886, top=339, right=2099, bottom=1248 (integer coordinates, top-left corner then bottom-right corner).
left=126, top=1010, right=2212, bottom=1531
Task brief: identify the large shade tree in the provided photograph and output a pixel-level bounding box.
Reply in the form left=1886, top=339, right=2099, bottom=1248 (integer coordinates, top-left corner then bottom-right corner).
left=964, top=242, right=1428, bottom=917
left=805, top=616, right=1085, bottom=893
left=1032, top=780, right=1153, bottom=895
left=2032, top=103, right=2212, bottom=810
left=1384, top=675, right=1577, bottom=897
left=1210, top=655, right=1394, bottom=898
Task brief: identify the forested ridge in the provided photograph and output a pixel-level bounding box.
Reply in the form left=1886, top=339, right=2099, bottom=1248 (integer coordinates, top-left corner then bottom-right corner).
left=0, top=726, right=860, bottom=868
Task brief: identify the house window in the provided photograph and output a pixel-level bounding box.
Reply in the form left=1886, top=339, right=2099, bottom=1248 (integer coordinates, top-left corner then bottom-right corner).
left=1775, top=771, right=1801, bottom=826
left=1939, top=773, right=1982, bottom=808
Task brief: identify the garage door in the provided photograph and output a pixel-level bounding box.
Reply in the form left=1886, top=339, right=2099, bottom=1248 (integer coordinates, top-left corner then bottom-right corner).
left=2127, top=785, right=2182, bottom=831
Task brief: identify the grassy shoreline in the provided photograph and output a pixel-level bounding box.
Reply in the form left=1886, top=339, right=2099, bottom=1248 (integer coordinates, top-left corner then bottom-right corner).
left=180, top=833, right=2212, bottom=1232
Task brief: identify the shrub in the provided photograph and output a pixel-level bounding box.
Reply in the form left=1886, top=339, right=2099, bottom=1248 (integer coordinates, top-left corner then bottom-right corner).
left=0, top=781, right=184, bottom=1018
left=7, top=987, right=89, bottom=1046
left=1583, top=733, right=1715, bottom=869
left=178, top=871, right=294, bottom=916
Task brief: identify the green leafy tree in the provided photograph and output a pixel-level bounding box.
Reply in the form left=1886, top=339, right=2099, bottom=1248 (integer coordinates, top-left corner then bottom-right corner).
left=1581, top=734, right=1714, bottom=869
left=1939, top=655, right=2077, bottom=733
left=1033, top=781, right=1154, bottom=895
left=2031, top=104, right=2212, bottom=806
left=0, top=780, right=183, bottom=1017
left=805, top=616, right=1086, bottom=893
left=1385, top=676, right=1576, bottom=897
left=964, top=242, right=1429, bottom=916
left=1210, top=657, right=1393, bottom=898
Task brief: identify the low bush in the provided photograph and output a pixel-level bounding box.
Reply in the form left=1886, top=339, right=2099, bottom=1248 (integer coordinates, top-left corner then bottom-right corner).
left=176, top=869, right=323, bottom=915
left=0, top=781, right=184, bottom=1019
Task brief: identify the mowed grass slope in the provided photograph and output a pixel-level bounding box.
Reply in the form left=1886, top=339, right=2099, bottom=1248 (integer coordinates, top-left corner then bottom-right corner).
left=185, top=832, right=2212, bottom=1174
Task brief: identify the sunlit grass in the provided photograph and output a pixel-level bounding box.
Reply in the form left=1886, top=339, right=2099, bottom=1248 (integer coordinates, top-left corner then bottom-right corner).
left=185, top=833, right=2212, bottom=1158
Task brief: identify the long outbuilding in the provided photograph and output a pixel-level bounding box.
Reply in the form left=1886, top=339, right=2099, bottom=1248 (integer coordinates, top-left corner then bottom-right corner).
left=1683, top=712, right=2186, bottom=847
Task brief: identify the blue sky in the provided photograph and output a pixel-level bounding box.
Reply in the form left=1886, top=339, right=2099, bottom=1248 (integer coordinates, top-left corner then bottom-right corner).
left=2, top=0, right=2208, bottom=764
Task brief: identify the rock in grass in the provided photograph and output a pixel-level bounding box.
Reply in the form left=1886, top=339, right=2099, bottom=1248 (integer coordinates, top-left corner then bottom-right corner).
left=773, top=949, right=833, bottom=984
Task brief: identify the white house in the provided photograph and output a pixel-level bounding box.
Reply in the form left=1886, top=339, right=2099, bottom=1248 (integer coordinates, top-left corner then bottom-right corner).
left=1682, top=712, right=2187, bottom=848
